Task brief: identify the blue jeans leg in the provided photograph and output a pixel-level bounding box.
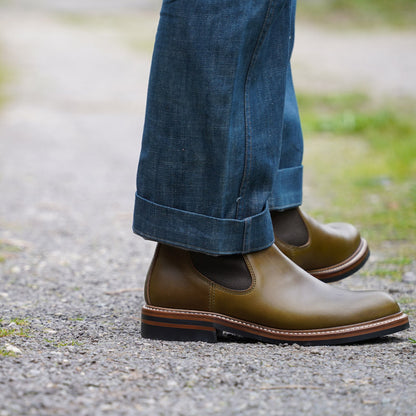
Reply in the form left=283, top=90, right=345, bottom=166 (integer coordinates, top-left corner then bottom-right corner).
left=269, top=0, right=304, bottom=211
left=133, top=0, right=292, bottom=255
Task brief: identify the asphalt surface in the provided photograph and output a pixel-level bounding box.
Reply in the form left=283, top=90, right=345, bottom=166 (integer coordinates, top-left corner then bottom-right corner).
left=1, top=1, right=415, bottom=415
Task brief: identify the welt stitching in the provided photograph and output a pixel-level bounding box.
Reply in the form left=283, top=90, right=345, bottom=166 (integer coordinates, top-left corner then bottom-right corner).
left=144, top=306, right=405, bottom=337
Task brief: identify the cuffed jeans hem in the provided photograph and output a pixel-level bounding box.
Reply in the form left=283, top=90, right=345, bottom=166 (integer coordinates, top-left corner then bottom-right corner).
left=132, top=193, right=275, bottom=255
left=268, top=165, right=303, bottom=210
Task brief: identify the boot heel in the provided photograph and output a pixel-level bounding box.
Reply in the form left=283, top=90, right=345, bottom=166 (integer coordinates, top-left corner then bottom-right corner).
left=141, top=306, right=218, bottom=342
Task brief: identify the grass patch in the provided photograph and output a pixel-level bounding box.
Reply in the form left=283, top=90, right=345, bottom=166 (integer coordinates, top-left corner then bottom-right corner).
left=0, top=240, right=22, bottom=263
left=367, top=258, right=413, bottom=281
left=69, top=316, right=85, bottom=321
left=362, top=258, right=413, bottom=281
left=299, top=92, right=416, bottom=253
left=57, top=340, right=83, bottom=348
left=368, top=268, right=401, bottom=281
left=0, top=327, right=29, bottom=338
left=298, top=0, right=416, bottom=28
left=44, top=338, right=83, bottom=348
left=0, top=318, right=30, bottom=338
left=398, top=297, right=416, bottom=305
left=0, top=328, right=17, bottom=337
left=0, top=348, right=17, bottom=358
left=10, top=318, right=29, bottom=326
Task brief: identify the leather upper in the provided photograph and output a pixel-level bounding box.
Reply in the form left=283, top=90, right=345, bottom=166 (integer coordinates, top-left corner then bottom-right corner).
left=274, top=209, right=362, bottom=271
left=145, top=244, right=400, bottom=331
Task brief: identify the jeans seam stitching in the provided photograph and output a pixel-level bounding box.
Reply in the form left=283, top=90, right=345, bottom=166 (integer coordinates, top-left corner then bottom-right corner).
left=237, top=0, right=278, bottom=220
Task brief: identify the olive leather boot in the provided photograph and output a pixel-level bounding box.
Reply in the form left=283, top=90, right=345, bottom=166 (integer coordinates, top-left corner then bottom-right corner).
left=141, top=244, right=408, bottom=345
left=272, top=208, right=369, bottom=282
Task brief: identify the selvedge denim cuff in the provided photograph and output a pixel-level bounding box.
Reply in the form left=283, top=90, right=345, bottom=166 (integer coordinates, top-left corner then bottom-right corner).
left=269, top=165, right=303, bottom=210
left=133, top=193, right=275, bottom=256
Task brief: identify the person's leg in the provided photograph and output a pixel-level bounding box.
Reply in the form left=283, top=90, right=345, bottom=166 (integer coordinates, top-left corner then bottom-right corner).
left=269, top=0, right=303, bottom=211
left=134, top=0, right=291, bottom=255
left=268, top=0, right=369, bottom=282
left=135, top=0, right=409, bottom=344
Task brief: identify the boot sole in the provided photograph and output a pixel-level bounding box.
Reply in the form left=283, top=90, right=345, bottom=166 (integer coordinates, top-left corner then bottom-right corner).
left=308, top=238, right=370, bottom=283
left=141, top=305, right=409, bottom=345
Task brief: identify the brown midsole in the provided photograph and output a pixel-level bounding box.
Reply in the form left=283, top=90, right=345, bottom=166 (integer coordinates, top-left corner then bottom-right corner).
left=142, top=305, right=408, bottom=342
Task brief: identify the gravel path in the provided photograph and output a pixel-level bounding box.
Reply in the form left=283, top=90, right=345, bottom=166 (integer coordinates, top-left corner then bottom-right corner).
left=0, top=2, right=415, bottom=415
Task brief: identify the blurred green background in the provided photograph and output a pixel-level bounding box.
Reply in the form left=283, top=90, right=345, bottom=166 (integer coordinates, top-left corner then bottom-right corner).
left=295, top=1, right=416, bottom=283
left=294, top=2, right=416, bottom=285
left=297, top=1, right=416, bottom=258
left=299, top=0, right=416, bottom=27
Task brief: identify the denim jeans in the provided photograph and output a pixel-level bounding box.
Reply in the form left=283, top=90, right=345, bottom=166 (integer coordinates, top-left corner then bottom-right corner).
left=133, top=0, right=303, bottom=255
